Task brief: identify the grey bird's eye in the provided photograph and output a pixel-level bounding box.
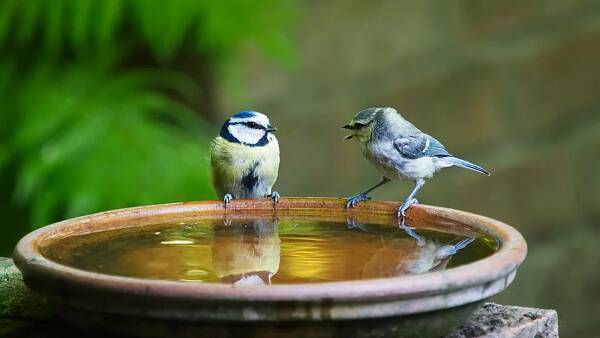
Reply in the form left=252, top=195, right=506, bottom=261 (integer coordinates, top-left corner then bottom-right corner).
left=247, top=122, right=260, bottom=129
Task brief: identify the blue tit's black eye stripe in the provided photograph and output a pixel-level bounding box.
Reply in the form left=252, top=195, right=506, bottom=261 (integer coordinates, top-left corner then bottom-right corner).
left=231, top=121, right=265, bottom=129
left=227, top=121, right=265, bottom=129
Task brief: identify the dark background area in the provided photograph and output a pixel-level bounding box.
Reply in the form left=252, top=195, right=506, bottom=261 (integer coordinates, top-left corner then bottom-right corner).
left=1, top=1, right=599, bottom=336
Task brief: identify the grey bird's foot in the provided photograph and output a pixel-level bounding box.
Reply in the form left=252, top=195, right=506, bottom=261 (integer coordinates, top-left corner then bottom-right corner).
left=346, top=193, right=371, bottom=209
left=266, top=191, right=280, bottom=204
left=223, top=193, right=233, bottom=209
left=397, top=198, right=419, bottom=218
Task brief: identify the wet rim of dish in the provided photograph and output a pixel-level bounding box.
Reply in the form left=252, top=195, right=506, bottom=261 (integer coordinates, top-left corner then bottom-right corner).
left=14, top=197, right=527, bottom=302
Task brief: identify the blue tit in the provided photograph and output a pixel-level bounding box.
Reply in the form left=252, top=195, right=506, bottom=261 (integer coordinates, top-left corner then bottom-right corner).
left=210, top=111, right=280, bottom=208
left=343, top=107, right=490, bottom=221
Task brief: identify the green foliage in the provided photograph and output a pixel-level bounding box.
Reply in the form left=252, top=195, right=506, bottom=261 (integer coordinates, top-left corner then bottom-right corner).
left=1, top=58, right=214, bottom=227
left=0, top=0, right=296, bottom=64
left=0, top=0, right=296, bottom=232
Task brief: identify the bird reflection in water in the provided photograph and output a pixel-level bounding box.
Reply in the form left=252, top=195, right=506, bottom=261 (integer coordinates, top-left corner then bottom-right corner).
left=212, top=218, right=281, bottom=286
left=347, top=217, right=475, bottom=277
left=44, top=217, right=488, bottom=283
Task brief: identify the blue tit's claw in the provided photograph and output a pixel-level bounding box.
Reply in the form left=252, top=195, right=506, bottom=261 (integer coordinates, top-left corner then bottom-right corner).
left=269, top=191, right=280, bottom=204
left=223, top=193, right=233, bottom=209
left=345, top=193, right=371, bottom=209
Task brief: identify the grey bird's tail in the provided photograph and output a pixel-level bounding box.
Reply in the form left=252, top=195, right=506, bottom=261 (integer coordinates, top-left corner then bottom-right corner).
left=445, top=156, right=490, bottom=176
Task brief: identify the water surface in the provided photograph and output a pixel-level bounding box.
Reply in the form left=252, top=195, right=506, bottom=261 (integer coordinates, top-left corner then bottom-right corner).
left=42, top=218, right=497, bottom=285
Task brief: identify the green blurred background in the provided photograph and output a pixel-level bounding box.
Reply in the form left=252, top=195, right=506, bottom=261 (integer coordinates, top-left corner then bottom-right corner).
left=1, top=0, right=599, bottom=336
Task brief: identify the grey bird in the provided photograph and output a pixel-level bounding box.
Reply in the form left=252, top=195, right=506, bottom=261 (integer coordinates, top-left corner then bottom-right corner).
left=343, top=107, right=490, bottom=221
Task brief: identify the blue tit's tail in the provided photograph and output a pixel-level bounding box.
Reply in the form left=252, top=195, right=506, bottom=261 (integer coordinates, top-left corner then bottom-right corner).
left=445, top=156, right=490, bottom=176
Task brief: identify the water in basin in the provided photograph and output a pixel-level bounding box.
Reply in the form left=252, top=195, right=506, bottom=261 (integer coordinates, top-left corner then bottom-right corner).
left=42, top=218, right=497, bottom=285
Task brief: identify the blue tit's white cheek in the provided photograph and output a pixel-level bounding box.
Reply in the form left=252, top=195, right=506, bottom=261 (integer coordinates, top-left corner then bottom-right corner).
left=228, top=124, right=266, bottom=145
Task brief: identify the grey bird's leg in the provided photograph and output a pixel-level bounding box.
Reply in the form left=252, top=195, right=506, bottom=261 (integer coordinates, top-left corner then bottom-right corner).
left=265, top=191, right=281, bottom=204
left=223, top=193, right=233, bottom=209
left=346, top=177, right=391, bottom=209
left=397, top=179, right=425, bottom=218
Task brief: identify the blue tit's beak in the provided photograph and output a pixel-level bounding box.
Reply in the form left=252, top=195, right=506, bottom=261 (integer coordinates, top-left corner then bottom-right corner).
left=342, top=124, right=354, bottom=139
left=266, top=125, right=278, bottom=133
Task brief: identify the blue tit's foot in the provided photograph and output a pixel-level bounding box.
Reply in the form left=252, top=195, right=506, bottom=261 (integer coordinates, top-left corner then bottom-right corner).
left=397, top=198, right=419, bottom=218
left=266, top=191, right=280, bottom=204
left=223, top=193, right=233, bottom=209
left=398, top=217, right=426, bottom=246
left=346, top=193, right=371, bottom=209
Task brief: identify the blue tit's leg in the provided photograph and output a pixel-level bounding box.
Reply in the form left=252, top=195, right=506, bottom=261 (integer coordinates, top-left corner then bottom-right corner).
left=346, top=177, right=390, bottom=209
left=397, top=179, right=425, bottom=218
left=265, top=191, right=280, bottom=203
left=398, top=217, right=426, bottom=246
left=223, top=193, right=233, bottom=209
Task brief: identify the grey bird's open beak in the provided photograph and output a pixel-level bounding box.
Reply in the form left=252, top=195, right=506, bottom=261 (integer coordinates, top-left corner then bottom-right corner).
left=266, top=125, right=278, bottom=132
left=342, top=124, right=353, bottom=139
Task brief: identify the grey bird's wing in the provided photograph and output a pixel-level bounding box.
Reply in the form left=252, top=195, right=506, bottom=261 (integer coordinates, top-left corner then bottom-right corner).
left=393, top=133, right=451, bottom=159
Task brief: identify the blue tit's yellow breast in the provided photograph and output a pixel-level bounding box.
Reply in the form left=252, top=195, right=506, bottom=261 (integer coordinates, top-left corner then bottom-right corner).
left=210, top=136, right=280, bottom=198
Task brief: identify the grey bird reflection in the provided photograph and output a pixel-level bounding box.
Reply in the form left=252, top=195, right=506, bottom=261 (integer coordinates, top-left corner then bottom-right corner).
left=212, top=218, right=281, bottom=286
left=362, top=236, right=475, bottom=277
left=347, top=218, right=475, bottom=276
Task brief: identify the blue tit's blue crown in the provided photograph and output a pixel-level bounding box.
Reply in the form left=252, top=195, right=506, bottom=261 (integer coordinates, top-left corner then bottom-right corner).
left=232, top=111, right=258, bottom=119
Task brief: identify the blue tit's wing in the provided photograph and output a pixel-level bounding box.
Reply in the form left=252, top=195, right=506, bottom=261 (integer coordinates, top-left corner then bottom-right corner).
left=393, top=133, right=451, bottom=159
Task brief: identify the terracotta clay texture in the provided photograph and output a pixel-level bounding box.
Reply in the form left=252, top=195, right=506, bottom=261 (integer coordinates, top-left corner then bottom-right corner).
left=13, top=198, right=527, bottom=337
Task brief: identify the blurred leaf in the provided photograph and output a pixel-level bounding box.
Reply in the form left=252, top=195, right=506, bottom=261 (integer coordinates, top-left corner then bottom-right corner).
left=15, top=0, right=41, bottom=44
left=8, top=60, right=214, bottom=227
left=43, top=0, right=64, bottom=54
left=94, top=0, right=123, bottom=47
left=70, top=0, right=94, bottom=52
left=133, top=0, right=201, bottom=60
left=0, top=0, right=18, bottom=46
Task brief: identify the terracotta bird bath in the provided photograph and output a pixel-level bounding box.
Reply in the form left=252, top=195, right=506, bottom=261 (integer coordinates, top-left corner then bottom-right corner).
left=13, top=198, right=527, bottom=338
